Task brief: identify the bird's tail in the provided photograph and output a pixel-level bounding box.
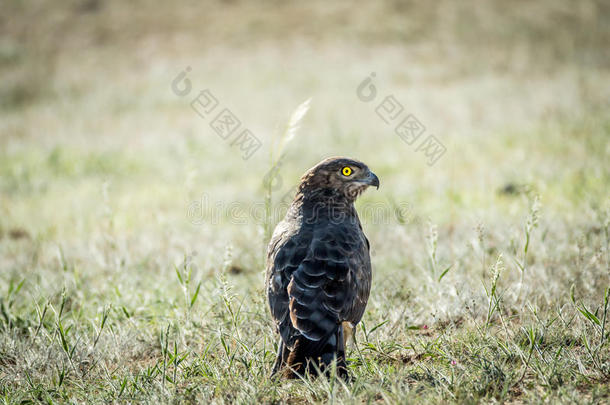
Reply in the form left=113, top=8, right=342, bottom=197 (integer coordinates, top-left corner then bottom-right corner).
left=276, top=325, right=348, bottom=379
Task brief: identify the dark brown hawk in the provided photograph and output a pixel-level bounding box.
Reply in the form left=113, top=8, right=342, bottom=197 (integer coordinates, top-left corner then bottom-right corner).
left=266, top=157, right=379, bottom=379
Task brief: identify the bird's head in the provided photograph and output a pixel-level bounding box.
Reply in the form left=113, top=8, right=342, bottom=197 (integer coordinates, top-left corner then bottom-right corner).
left=298, top=157, right=379, bottom=203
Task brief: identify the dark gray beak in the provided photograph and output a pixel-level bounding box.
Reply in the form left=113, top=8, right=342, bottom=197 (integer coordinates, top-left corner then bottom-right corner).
left=366, top=171, right=380, bottom=189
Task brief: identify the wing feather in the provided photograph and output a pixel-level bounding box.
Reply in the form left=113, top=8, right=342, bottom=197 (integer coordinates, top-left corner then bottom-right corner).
left=286, top=223, right=370, bottom=343
left=267, top=213, right=372, bottom=351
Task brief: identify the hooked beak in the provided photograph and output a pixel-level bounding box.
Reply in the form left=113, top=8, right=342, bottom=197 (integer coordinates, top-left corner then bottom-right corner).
left=365, top=170, right=380, bottom=189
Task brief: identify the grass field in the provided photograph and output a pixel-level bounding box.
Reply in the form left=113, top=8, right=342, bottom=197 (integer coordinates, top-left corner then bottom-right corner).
left=1, top=0, right=609, bottom=403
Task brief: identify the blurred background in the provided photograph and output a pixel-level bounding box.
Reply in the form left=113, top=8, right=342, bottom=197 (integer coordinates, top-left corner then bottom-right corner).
left=2, top=0, right=609, bottom=297
left=1, top=0, right=609, bottom=401
left=2, top=0, right=609, bottom=295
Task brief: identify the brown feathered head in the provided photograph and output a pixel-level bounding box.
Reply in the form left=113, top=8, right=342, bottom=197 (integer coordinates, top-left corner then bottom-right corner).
left=297, top=157, right=379, bottom=203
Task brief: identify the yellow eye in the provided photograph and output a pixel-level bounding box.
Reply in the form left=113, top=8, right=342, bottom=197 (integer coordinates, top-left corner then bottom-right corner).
left=341, top=166, right=352, bottom=176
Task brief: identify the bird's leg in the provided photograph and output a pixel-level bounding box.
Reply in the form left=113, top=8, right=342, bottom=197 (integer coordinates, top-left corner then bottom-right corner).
left=271, top=340, right=284, bottom=377
left=336, top=325, right=349, bottom=380
left=341, top=321, right=358, bottom=367
left=341, top=321, right=354, bottom=350
left=337, top=325, right=345, bottom=361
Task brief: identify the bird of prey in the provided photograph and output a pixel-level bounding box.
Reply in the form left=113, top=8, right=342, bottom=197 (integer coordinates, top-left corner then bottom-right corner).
left=266, top=157, right=379, bottom=379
